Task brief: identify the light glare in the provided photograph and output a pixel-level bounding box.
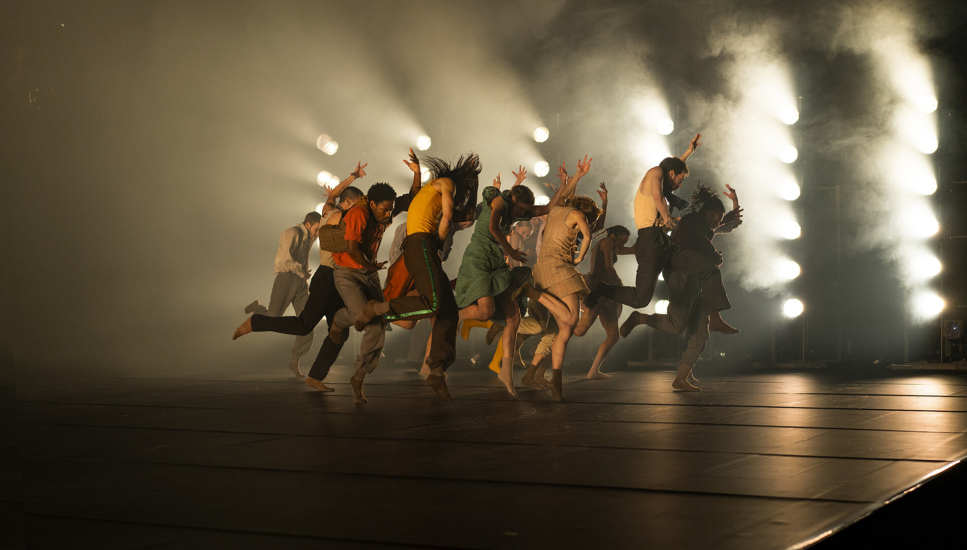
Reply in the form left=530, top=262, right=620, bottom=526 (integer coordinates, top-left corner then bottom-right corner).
left=917, top=96, right=938, bottom=114
left=777, top=260, right=801, bottom=280
left=421, top=169, right=432, bottom=183
left=416, top=135, right=432, bottom=151
left=780, top=109, right=800, bottom=125
left=783, top=299, right=804, bottom=318
left=655, top=300, right=669, bottom=314
left=778, top=180, right=801, bottom=201
left=533, top=127, right=549, bottom=143
left=534, top=161, right=550, bottom=177
left=316, top=171, right=333, bottom=186
left=913, top=291, right=944, bottom=318
left=315, top=202, right=325, bottom=214
left=534, top=195, right=550, bottom=206
left=780, top=146, right=799, bottom=164
left=780, top=221, right=801, bottom=240
left=656, top=119, right=675, bottom=136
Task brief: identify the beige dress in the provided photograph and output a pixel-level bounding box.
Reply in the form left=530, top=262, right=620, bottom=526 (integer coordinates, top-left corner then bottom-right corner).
left=532, top=206, right=589, bottom=299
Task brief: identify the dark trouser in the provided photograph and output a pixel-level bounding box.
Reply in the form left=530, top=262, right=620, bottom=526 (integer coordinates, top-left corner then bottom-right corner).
left=251, top=266, right=345, bottom=381
left=646, top=271, right=712, bottom=367
left=602, top=227, right=730, bottom=313
left=385, top=233, right=458, bottom=372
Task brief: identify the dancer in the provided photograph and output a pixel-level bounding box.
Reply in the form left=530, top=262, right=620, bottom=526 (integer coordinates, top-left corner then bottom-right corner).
left=507, top=221, right=532, bottom=268
left=572, top=224, right=635, bottom=379
left=620, top=184, right=743, bottom=391
left=235, top=211, right=323, bottom=376
left=584, top=134, right=737, bottom=334
left=325, top=182, right=398, bottom=402
left=529, top=156, right=596, bottom=401
left=353, top=154, right=480, bottom=402
left=454, top=167, right=573, bottom=396
left=232, top=164, right=367, bottom=389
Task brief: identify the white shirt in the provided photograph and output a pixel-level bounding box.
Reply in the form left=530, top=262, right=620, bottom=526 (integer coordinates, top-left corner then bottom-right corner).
left=274, top=224, right=312, bottom=278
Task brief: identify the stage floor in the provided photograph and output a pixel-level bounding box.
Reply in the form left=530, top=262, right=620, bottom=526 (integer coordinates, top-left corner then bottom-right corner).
left=5, top=363, right=967, bottom=549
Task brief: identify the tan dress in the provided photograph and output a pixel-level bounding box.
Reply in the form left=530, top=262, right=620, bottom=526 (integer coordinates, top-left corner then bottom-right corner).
left=532, top=206, right=589, bottom=299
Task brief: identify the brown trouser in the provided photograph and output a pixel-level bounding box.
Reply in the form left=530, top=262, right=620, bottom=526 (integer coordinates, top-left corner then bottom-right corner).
left=385, top=233, right=458, bottom=372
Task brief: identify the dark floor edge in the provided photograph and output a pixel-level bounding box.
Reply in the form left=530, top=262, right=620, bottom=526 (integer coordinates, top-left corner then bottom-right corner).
left=788, top=459, right=963, bottom=550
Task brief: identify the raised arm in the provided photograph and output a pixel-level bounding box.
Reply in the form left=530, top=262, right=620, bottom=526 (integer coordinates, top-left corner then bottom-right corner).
left=403, top=149, right=422, bottom=196
left=437, top=178, right=454, bottom=242
left=679, top=133, right=702, bottom=163
left=532, top=156, right=592, bottom=217
left=592, top=182, right=609, bottom=232
left=716, top=184, right=742, bottom=234
left=323, top=162, right=367, bottom=215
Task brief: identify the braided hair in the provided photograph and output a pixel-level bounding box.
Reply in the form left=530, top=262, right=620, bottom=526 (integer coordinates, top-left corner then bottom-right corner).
left=690, top=182, right=725, bottom=214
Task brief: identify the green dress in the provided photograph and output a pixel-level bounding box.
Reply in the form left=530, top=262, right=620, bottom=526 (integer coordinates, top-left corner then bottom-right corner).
left=455, top=187, right=533, bottom=309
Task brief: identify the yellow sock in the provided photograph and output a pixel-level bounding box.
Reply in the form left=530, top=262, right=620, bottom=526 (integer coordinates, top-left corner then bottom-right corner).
left=489, top=338, right=504, bottom=373
left=460, top=319, right=492, bottom=341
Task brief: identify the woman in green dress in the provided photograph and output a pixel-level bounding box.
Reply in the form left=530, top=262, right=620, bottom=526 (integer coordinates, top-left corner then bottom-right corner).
left=455, top=162, right=591, bottom=396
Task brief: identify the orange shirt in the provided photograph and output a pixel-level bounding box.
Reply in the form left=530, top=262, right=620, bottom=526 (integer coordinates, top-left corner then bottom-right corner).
left=331, top=205, right=386, bottom=269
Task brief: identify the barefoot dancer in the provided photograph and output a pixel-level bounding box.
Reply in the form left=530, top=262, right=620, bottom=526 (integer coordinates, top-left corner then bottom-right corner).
left=354, top=154, right=480, bottom=401
left=572, top=224, right=635, bottom=379
left=584, top=134, right=738, bottom=334
left=232, top=163, right=367, bottom=390
left=620, top=184, right=743, bottom=391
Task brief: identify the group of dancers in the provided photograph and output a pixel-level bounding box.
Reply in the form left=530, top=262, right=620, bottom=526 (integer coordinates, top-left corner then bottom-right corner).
left=232, top=133, right=743, bottom=402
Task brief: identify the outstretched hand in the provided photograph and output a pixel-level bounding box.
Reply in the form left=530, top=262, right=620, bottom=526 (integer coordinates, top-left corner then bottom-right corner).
left=507, top=248, right=527, bottom=263
left=557, top=161, right=568, bottom=185
left=597, top=182, right=608, bottom=203
left=689, top=133, right=702, bottom=151
left=512, top=165, right=527, bottom=185
left=403, top=149, right=420, bottom=174
left=351, top=161, right=368, bottom=179
left=723, top=183, right=738, bottom=203
left=492, top=173, right=502, bottom=189
left=575, top=155, right=592, bottom=177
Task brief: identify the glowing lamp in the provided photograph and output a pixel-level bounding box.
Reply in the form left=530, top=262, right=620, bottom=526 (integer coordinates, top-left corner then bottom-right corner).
left=783, top=299, right=804, bottom=318
left=534, top=195, right=550, bottom=206
left=780, top=146, right=799, bottom=164
left=777, top=260, right=801, bottom=281
left=656, top=119, right=675, bottom=136
left=780, top=109, right=800, bottom=125
left=421, top=169, right=432, bottom=183
left=534, top=161, right=550, bottom=177
left=780, top=221, right=801, bottom=240
left=655, top=300, right=670, bottom=314
left=913, top=291, right=945, bottom=318
left=417, top=135, right=432, bottom=151
left=316, top=171, right=333, bottom=187
left=917, top=96, right=938, bottom=114
left=533, top=127, right=549, bottom=143
left=778, top=180, right=801, bottom=201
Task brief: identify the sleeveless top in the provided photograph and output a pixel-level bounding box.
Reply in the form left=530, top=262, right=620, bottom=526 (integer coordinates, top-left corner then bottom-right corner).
left=634, top=192, right=660, bottom=229
left=407, top=181, right=443, bottom=235
left=585, top=237, right=622, bottom=286
left=318, top=208, right=340, bottom=269
left=532, top=206, right=581, bottom=290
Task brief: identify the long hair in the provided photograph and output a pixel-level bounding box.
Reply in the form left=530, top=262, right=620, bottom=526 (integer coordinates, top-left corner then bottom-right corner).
left=423, top=153, right=481, bottom=222
left=606, top=225, right=630, bottom=238
left=691, top=183, right=725, bottom=214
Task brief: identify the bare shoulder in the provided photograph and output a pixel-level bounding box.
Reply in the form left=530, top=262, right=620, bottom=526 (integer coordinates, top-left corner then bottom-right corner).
left=326, top=210, right=344, bottom=225
left=433, top=177, right=454, bottom=194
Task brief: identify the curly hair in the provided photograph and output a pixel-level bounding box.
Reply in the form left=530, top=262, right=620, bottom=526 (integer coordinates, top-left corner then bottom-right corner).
left=566, top=195, right=600, bottom=226
left=690, top=182, right=725, bottom=214
left=508, top=185, right=535, bottom=207
left=366, top=182, right=397, bottom=205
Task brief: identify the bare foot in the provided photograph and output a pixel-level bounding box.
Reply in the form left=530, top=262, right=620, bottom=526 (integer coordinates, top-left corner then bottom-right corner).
left=619, top=312, right=645, bottom=338
left=427, top=374, right=453, bottom=402
left=232, top=317, right=252, bottom=340
left=672, top=377, right=701, bottom=392
left=708, top=312, right=739, bottom=334
left=587, top=370, right=613, bottom=380
left=287, top=357, right=302, bottom=377
left=350, top=375, right=367, bottom=403
left=305, top=376, right=334, bottom=392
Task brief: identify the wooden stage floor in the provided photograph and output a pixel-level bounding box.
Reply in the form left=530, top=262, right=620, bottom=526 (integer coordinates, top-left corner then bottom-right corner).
left=4, top=363, right=967, bottom=549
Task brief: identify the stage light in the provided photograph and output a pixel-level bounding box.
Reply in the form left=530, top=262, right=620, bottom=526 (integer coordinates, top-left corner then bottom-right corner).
left=780, top=146, right=799, bottom=164
left=918, top=135, right=938, bottom=155
left=316, top=171, right=333, bottom=186
left=656, top=119, right=675, bottom=136
left=655, top=300, right=669, bottom=314
left=315, top=202, right=325, bottom=214
left=777, top=260, right=801, bottom=280
left=778, top=179, right=801, bottom=201
left=783, top=299, right=804, bottom=318
left=917, top=96, right=938, bottom=114
left=913, top=291, right=944, bottom=318
left=911, top=214, right=940, bottom=238
left=780, top=220, right=801, bottom=240
left=317, top=135, right=338, bottom=155
left=533, top=127, right=549, bottom=143
left=534, top=195, right=550, bottom=206
left=780, top=109, right=800, bottom=125
left=534, top=161, right=550, bottom=177
left=908, top=254, right=942, bottom=280
left=421, top=169, right=432, bottom=183
left=416, top=135, right=432, bottom=151
left=916, top=177, right=938, bottom=195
